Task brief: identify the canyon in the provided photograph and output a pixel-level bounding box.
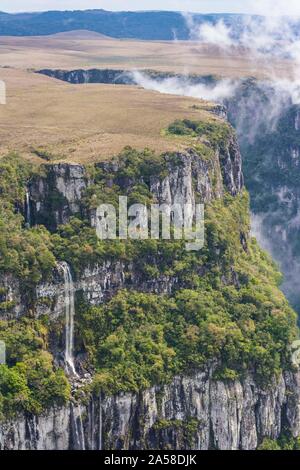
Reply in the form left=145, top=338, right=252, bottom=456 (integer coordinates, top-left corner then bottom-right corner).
left=37, top=68, right=300, bottom=313
left=1, top=3, right=300, bottom=453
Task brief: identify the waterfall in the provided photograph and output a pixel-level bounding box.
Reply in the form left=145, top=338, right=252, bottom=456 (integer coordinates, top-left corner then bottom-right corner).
left=58, top=262, right=76, bottom=375
left=70, top=404, right=86, bottom=450
left=26, top=415, right=39, bottom=450
left=99, top=394, right=102, bottom=450
left=77, top=412, right=85, bottom=451
left=25, top=189, right=31, bottom=228
left=88, top=399, right=95, bottom=450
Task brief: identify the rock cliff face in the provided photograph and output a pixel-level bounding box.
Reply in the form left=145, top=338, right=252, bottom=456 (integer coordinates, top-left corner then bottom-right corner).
left=1, top=369, right=300, bottom=450
left=29, top=163, right=89, bottom=231
left=1, top=138, right=243, bottom=321
left=36, top=69, right=216, bottom=88
left=28, top=143, right=243, bottom=231
left=148, top=145, right=242, bottom=205
left=37, top=69, right=136, bottom=85
left=0, top=104, right=297, bottom=451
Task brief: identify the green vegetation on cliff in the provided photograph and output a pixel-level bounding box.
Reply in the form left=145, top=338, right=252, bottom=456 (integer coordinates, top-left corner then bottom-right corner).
left=0, top=156, right=68, bottom=417
left=0, top=156, right=56, bottom=287
left=0, top=317, right=70, bottom=419
left=78, top=193, right=297, bottom=394
left=258, top=433, right=300, bottom=450
left=0, top=128, right=298, bottom=418
left=167, top=118, right=231, bottom=148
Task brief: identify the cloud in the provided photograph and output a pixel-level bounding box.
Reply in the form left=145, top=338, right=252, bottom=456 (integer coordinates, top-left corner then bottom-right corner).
left=131, top=71, right=239, bottom=102
left=182, top=6, right=300, bottom=106
left=184, top=4, right=300, bottom=61
left=196, top=20, right=233, bottom=47
left=184, top=13, right=233, bottom=47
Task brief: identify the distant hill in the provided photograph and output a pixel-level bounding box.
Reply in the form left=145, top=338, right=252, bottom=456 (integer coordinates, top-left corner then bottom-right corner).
left=47, top=30, right=115, bottom=40
left=0, top=9, right=243, bottom=40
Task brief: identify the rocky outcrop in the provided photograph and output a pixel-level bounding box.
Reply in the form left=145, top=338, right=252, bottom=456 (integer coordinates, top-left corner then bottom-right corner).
left=96, top=145, right=242, bottom=217
left=29, top=163, right=89, bottom=231
left=0, top=274, right=23, bottom=319
left=1, top=369, right=300, bottom=450
left=149, top=150, right=224, bottom=208
left=218, top=135, right=244, bottom=197
left=37, top=69, right=136, bottom=85
left=36, top=69, right=217, bottom=89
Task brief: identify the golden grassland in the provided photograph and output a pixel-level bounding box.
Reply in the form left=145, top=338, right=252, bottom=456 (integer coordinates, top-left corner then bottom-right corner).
left=0, top=30, right=295, bottom=79
left=0, top=30, right=295, bottom=164
left=0, top=68, right=219, bottom=164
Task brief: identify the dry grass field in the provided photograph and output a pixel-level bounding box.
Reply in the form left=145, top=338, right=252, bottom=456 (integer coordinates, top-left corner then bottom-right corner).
left=0, top=67, right=217, bottom=164
left=0, top=31, right=295, bottom=165
left=0, top=30, right=294, bottom=79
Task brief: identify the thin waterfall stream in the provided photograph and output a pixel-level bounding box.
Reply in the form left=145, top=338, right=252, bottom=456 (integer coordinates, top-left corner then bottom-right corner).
left=58, top=261, right=76, bottom=375
left=99, top=394, right=102, bottom=450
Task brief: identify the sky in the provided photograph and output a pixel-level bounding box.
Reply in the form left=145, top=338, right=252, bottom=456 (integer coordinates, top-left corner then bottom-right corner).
left=2, top=0, right=300, bottom=16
